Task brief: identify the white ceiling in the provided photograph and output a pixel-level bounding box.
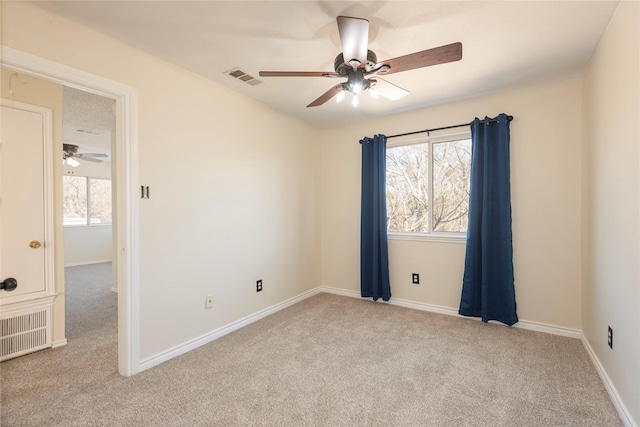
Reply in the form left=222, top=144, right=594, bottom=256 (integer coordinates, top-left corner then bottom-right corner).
left=63, top=86, right=114, bottom=161
left=36, top=1, right=619, bottom=129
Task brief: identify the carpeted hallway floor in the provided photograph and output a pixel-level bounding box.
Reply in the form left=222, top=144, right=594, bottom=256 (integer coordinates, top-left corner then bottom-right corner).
left=1, top=263, right=621, bottom=426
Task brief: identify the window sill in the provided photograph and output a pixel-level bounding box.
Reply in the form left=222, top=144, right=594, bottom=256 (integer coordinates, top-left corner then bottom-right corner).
left=64, top=224, right=112, bottom=229
left=388, top=232, right=466, bottom=244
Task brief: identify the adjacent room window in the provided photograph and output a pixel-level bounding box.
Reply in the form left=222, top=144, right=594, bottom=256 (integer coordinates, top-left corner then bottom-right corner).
left=63, top=176, right=112, bottom=226
left=386, top=133, right=471, bottom=240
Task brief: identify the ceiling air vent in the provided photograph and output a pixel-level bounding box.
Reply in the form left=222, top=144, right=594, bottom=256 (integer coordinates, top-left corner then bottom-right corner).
left=224, top=68, right=262, bottom=86
left=76, top=129, right=104, bottom=135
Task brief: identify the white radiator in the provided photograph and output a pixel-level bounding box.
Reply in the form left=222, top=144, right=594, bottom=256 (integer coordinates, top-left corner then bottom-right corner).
left=0, top=306, right=51, bottom=361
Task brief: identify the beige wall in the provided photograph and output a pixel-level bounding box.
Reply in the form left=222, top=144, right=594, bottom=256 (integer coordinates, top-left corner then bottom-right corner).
left=2, top=3, right=638, bottom=422
left=1, top=67, right=66, bottom=345
left=582, top=1, right=640, bottom=424
left=2, top=2, right=320, bottom=360
left=320, top=78, right=584, bottom=329
left=64, top=226, right=112, bottom=267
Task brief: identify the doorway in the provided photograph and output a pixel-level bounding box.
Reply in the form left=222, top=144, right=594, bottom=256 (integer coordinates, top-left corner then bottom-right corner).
left=61, top=86, right=117, bottom=349
left=1, top=46, right=139, bottom=376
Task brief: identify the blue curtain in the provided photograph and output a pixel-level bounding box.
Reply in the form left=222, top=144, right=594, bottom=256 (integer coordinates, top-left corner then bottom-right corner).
left=360, top=134, right=391, bottom=302
left=459, top=114, right=518, bottom=326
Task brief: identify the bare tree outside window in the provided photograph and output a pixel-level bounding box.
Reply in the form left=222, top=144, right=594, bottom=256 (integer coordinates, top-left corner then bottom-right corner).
left=63, top=176, right=87, bottom=225
left=386, top=137, right=471, bottom=234
left=89, top=178, right=112, bottom=224
left=386, top=144, right=430, bottom=232
left=432, top=139, right=471, bottom=232
left=63, top=176, right=112, bottom=226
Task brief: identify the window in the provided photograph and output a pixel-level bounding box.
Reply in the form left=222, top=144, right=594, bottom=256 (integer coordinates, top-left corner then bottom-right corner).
left=386, top=134, right=471, bottom=240
left=63, top=176, right=112, bottom=226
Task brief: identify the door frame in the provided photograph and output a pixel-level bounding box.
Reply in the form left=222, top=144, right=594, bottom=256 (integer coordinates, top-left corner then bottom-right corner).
left=1, top=46, right=140, bottom=376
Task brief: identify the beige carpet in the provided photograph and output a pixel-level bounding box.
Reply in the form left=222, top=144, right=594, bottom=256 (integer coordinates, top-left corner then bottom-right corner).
left=1, top=264, right=621, bottom=426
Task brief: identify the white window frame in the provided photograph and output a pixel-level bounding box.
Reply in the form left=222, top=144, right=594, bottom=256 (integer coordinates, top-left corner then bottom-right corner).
left=63, top=175, right=112, bottom=227
left=386, top=131, right=471, bottom=243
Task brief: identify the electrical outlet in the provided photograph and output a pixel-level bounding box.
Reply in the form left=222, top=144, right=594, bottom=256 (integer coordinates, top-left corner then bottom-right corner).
left=608, top=326, right=613, bottom=349
left=256, top=280, right=263, bottom=292
left=205, top=295, right=213, bottom=309
left=412, top=273, right=420, bottom=284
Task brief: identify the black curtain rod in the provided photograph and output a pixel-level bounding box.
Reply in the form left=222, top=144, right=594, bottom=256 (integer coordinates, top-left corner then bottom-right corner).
left=359, top=115, right=514, bottom=144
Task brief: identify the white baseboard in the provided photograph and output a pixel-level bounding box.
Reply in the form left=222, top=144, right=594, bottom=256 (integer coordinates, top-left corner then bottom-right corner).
left=321, top=286, right=634, bottom=424
left=64, top=259, right=112, bottom=267
left=52, top=339, right=67, bottom=349
left=138, top=287, right=322, bottom=373
left=135, top=284, right=634, bottom=426
left=318, top=286, right=361, bottom=299
left=581, top=335, right=636, bottom=427
left=513, top=318, right=581, bottom=339
left=318, top=286, right=581, bottom=339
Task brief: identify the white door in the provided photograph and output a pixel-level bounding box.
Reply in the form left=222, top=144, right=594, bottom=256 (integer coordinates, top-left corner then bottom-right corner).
left=0, top=101, right=52, bottom=300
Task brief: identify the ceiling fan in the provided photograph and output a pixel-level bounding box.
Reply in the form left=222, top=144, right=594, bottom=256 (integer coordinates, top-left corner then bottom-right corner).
left=259, top=16, right=462, bottom=108
left=63, top=143, right=108, bottom=167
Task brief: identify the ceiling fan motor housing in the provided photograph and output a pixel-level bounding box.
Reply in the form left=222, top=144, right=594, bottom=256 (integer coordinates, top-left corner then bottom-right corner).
left=334, top=49, right=378, bottom=75
left=63, top=143, right=78, bottom=159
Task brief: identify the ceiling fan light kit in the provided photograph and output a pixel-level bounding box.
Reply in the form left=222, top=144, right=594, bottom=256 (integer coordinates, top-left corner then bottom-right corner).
left=64, top=157, right=80, bottom=167
left=259, top=16, right=462, bottom=108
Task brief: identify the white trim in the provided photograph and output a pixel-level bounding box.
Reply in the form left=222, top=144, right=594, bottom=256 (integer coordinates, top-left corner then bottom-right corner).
left=64, top=259, right=113, bottom=268
left=581, top=334, right=636, bottom=427
left=386, top=131, right=472, bottom=239
left=63, top=224, right=113, bottom=229
left=386, top=130, right=472, bottom=148
left=1, top=46, right=140, bottom=377
left=322, top=286, right=462, bottom=317
left=514, top=318, right=581, bottom=339
left=388, top=232, right=466, bottom=244
left=136, top=283, right=631, bottom=425
left=317, top=286, right=362, bottom=299
left=138, top=287, right=322, bottom=372
left=140, top=283, right=583, bottom=374
left=319, top=286, right=581, bottom=338
left=0, top=295, right=56, bottom=315
left=52, top=339, right=67, bottom=349
left=322, top=287, right=637, bottom=422
left=0, top=99, right=55, bottom=307
left=390, top=295, right=462, bottom=317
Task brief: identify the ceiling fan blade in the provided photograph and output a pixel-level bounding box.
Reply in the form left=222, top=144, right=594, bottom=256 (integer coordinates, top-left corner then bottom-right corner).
left=259, top=71, right=339, bottom=78
left=337, top=16, right=369, bottom=67
left=79, top=156, right=104, bottom=163
left=379, top=42, right=462, bottom=75
left=78, top=153, right=108, bottom=158
left=370, top=78, right=410, bottom=101
left=307, top=84, right=344, bottom=108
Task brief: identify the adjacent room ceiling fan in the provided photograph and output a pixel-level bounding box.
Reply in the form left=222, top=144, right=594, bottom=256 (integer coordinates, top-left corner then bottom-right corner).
left=259, top=16, right=462, bottom=107
left=63, top=143, right=108, bottom=167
